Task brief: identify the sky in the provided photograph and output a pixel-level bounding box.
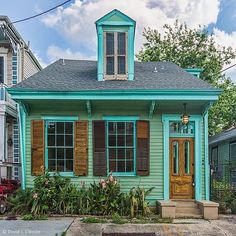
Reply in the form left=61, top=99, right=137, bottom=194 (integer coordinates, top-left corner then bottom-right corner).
left=1, top=0, right=236, bottom=82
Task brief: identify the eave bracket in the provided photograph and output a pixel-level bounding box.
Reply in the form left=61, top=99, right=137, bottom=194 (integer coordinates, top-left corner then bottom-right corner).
left=86, top=100, right=92, bottom=118
left=149, top=101, right=156, bottom=119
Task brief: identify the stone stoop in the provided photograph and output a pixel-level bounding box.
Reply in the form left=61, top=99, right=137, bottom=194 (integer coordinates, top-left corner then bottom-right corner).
left=157, top=199, right=219, bottom=220
left=174, top=199, right=202, bottom=219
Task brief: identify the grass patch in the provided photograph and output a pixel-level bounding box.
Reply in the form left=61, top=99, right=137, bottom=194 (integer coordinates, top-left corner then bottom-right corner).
left=131, top=215, right=173, bottom=224
left=111, top=213, right=128, bottom=224
left=22, top=214, right=48, bottom=221
left=81, top=217, right=108, bottom=223
left=81, top=215, right=172, bottom=224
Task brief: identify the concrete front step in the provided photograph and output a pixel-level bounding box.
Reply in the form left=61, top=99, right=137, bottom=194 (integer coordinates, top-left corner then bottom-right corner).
left=174, top=199, right=198, bottom=208
left=175, top=212, right=203, bottom=219
left=173, top=199, right=203, bottom=218
left=176, top=207, right=201, bottom=215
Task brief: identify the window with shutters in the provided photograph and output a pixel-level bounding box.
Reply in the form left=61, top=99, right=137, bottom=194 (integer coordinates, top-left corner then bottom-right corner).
left=104, top=32, right=127, bottom=80
left=46, top=121, right=74, bottom=173
left=107, top=121, right=135, bottom=175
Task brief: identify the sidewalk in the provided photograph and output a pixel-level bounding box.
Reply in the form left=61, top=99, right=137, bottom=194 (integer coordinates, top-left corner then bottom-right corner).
left=67, top=215, right=236, bottom=236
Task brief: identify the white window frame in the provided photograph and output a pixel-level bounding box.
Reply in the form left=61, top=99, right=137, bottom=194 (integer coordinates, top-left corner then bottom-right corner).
left=104, top=31, right=128, bottom=80
left=0, top=53, right=7, bottom=85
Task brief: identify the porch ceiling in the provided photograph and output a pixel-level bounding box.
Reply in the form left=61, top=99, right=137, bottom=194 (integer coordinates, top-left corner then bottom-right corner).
left=23, top=99, right=208, bottom=116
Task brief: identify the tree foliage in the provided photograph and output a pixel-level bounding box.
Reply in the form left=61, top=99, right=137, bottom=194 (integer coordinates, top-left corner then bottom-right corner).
left=137, top=20, right=236, bottom=135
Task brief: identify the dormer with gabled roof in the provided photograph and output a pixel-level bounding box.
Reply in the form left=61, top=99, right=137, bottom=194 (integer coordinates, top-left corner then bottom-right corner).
left=95, top=9, right=136, bottom=81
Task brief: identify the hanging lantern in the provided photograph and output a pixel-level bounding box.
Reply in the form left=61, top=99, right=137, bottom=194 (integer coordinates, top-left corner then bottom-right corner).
left=181, top=103, right=190, bottom=125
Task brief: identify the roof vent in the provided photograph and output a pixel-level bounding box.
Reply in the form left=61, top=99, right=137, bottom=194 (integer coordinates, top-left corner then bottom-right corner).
left=153, top=67, right=158, bottom=73
left=62, top=59, right=65, bottom=65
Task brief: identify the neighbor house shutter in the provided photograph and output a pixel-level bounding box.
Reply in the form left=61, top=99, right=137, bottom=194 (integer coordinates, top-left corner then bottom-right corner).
left=93, top=121, right=107, bottom=176
left=31, top=120, right=45, bottom=176
left=74, top=121, right=88, bottom=176
left=136, top=120, right=150, bottom=176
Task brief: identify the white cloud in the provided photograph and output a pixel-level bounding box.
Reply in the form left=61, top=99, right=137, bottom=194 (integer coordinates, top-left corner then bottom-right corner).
left=32, top=50, right=48, bottom=68
left=213, top=28, right=236, bottom=83
left=41, top=0, right=220, bottom=58
left=47, top=44, right=96, bottom=63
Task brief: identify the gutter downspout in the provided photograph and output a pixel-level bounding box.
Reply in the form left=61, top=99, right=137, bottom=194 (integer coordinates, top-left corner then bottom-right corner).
left=203, top=103, right=212, bottom=200
left=18, top=103, right=26, bottom=189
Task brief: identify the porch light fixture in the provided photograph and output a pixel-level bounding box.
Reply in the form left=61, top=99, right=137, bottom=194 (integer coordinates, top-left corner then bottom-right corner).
left=181, top=103, right=190, bottom=125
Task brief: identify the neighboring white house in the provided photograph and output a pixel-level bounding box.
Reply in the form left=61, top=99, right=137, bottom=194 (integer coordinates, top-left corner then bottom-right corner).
left=0, top=16, right=41, bottom=180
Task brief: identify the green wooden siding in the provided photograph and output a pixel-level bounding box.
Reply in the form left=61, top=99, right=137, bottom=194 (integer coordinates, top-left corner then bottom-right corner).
left=25, top=108, right=164, bottom=205
left=24, top=104, right=207, bottom=204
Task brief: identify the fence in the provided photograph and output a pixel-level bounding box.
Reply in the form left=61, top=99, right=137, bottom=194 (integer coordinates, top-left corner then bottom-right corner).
left=210, top=163, right=236, bottom=200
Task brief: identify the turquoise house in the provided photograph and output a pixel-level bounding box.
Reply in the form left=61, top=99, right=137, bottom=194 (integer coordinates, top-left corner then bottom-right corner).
left=8, top=10, right=221, bottom=218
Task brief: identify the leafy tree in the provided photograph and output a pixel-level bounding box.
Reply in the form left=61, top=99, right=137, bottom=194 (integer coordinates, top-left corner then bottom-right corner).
left=137, top=20, right=236, bottom=135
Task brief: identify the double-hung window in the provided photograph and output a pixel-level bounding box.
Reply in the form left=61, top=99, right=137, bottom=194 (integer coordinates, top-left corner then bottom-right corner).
left=46, top=121, right=74, bottom=173
left=104, top=32, right=127, bottom=79
left=107, top=121, right=135, bottom=175
left=0, top=56, right=4, bottom=84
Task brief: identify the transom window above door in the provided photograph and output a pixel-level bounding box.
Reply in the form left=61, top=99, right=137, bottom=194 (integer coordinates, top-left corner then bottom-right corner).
left=104, top=32, right=127, bottom=80
left=169, top=121, right=195, bottom=137
left=107, top=121, right=135, bottom=175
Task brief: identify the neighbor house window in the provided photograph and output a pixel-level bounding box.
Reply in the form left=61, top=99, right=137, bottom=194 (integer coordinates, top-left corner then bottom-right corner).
left=46, top=121, right=74, bottom=172
left=230, top=142, right=236, bottom=161
left=0, top=56, right=4, bottom=84
left=104, top=32, right=127, bottom=79
left=211, top=146, right=218, bottom=170
left=107, top=121, right=135, bottom=174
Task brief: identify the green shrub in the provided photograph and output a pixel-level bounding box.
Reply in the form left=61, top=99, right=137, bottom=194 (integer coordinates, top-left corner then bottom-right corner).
left=87, top=175, right=127, bottom=216
left=128, top=186, right=155, bottom=217
left=230, top=200, right=236, bottom=214
left=9, top=173, right=154, bottom=218
left=211, top=179, right=234, bottom=209
left=8, top=188, right=33, bottom=215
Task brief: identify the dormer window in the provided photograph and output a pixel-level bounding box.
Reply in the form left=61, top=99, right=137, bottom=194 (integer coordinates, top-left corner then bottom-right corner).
left=104, top=32, right=127, bottom=80
left=96, top=9, right=135, bottom=81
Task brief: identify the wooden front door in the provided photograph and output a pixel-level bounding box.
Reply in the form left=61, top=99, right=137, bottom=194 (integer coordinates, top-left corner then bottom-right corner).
left=170, top=138, right=194, bottom=199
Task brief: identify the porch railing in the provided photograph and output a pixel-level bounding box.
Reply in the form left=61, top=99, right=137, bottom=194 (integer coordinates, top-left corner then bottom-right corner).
left=0, top=83, right=17, bottom=110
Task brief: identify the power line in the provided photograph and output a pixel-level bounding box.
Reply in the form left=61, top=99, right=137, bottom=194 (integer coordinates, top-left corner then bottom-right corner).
left=220, top=63, right=236, bottom=74
left=9, top=0, right=72, bottom=25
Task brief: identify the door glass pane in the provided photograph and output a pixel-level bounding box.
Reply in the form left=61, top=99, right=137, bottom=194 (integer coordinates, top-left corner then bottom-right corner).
left=106, top=32, right=114, bottom=55
left=106, top=56, right=114, bottom=75
left=173, top=141, right=179, bottom=174
left=118, top=32, right=126, bottom=55
left=184, top=141, right=190, bottom=174
left=118, top=56, right=126, bottom=74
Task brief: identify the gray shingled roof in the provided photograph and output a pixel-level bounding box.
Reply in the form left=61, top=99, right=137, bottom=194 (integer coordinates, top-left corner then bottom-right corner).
left=209, top=128, right=236, bottom=146
left=13, top=59, right=216, bottom=91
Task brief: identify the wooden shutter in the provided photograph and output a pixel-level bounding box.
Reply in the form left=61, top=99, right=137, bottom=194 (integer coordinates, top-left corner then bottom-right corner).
left=93, top=121, right=107, bottom=176
left=74, top=121, right=88, bottom=176
left=31, top=120, right=45, bottom=176
left=136, top=120, right=150, bottom=176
